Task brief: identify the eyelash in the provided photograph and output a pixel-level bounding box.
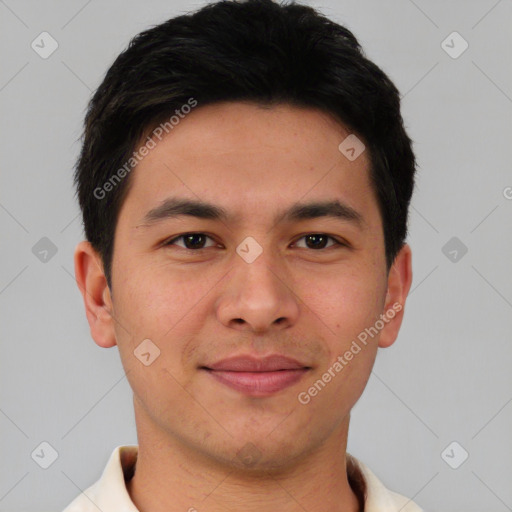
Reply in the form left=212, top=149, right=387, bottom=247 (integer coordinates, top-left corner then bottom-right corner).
left=162, top=233, right=348, bottom=251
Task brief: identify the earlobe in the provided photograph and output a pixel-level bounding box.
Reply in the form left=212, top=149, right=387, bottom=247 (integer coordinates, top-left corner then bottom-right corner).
left=74, top=241, right=117, bottom=348
left=378, top=243, right=413, bottom=349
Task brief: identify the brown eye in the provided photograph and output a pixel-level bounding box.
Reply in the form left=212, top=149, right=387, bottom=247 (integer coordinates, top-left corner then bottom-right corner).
left=164, top=233, right=216, bottom=250
left=294, top=234, right=344, bottom=250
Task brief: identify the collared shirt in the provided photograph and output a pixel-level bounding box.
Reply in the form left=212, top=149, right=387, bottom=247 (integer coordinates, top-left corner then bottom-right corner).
left=62, top=445, right=424, bottom=512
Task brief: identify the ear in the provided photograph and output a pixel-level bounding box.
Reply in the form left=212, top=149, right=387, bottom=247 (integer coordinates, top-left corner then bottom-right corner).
left=378, top=243, right=413, bottom=349
left=74, top=240, right=117, bottom=348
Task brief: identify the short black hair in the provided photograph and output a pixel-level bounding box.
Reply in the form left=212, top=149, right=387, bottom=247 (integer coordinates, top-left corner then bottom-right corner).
left=74, top=0, right=417, bottom=290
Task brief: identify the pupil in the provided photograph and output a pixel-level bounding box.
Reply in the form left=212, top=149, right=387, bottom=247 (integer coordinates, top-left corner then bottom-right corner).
left=182, top=234, right=328, bottom=250
left=185, top=234, right=205, bottom=249
left=306, top=234, right=327, bottom=249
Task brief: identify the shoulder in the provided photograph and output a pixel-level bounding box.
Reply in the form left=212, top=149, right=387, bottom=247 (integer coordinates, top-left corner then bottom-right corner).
left=347, top=453, right=424, bottom=512
left=61, top=445, right=138, bottom=512
left=61, top=480, right=102, bottom=512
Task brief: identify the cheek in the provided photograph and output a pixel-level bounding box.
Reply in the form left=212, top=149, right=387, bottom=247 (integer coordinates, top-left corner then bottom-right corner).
left=112, top=261, right=217, bottom=369
left=299, top=268, right=385, bottom=393
left=114, top=256, right=205, bottom=327
left=302, top=281, right=380, bottom=414
left=111, top=265, right=209, bottom=411
left=304, top=269, right=383, bottom=336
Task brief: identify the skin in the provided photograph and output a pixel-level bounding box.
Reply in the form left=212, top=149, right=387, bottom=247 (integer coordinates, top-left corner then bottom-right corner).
left=74, top=102, right=412, bottom=512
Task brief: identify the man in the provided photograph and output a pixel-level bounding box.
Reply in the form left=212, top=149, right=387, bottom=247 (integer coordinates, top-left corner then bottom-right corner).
left=65, top=0, right=421, bottom=510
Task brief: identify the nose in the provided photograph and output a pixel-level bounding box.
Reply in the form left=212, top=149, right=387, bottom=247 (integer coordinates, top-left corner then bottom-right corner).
left=215, top=250, right=300, bottom=333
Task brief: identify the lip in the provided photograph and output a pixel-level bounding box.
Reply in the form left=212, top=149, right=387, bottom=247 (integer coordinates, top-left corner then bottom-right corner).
left=200, top=354, right=311, bottom=396
left=203, top=354, right=310, bottom=372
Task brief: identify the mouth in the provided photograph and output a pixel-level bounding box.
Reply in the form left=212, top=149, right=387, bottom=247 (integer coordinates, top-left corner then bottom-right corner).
left=200, top=354, right=312, bottom=396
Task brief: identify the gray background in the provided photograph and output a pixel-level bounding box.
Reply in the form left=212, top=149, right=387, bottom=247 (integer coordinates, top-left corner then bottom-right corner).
left=1, top=0, right=511, bottom=510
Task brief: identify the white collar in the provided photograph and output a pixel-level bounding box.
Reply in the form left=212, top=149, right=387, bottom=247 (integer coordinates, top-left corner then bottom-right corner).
left=63, top=445, right=423, bottom=512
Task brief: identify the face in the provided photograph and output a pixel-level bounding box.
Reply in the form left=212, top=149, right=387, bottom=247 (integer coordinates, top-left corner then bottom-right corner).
left=76, top=102, right=412, bottom=470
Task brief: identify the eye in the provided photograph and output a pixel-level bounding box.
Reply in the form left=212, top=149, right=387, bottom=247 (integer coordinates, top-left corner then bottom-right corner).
left=293, top=234, right=345, bottom=250
left=163, top=233, right=346, bottom=251
left=163, top=233, right=217, bottom=250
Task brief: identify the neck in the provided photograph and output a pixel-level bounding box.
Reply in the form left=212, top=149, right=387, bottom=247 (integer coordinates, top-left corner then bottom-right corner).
left=127, top=399, right=362, bottom=512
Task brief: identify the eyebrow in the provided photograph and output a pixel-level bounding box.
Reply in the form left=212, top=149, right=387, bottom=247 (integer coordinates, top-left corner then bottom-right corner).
left=139, top=197, right=366, bottom=229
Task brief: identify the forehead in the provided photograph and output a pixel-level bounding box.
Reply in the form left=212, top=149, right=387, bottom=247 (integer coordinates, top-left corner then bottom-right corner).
left=119, top=102, right=379, bottom=229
